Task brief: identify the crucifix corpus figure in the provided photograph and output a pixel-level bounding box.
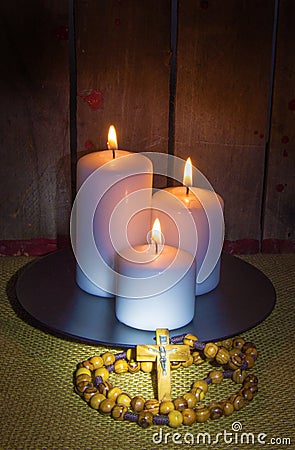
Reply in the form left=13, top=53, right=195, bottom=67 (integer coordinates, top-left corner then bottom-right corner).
left=136, top=329, right=190, bottom=401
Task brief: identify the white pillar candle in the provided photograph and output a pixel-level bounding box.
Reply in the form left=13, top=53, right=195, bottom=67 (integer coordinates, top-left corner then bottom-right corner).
left=152, top=158, right=224, bottom=295
left=72, top=127, right=153, bottom=297
left=115, top=220, right=196, bottom=330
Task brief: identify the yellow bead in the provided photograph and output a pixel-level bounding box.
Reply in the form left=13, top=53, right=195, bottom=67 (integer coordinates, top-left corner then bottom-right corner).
left=221, top=338, right=233, bottom=349
left=173, top=396, right=188, bottom=411
left=114, top=359, right=128, bottom=374
left=83, top=386, right=98, bottom=402
left=170, top=361, right=181, bottom=370
left=89, top=356, right=103, bottom=369
left=141, top=361, right=153, bottom=373
left=138, top=411, right=153, bottom=428
left=192, top=380, right=208, bottom=394
left=233, top=337, right=245, bottom=349
left=111, top=404, right=128, bottom=420
left=190, top=387, right=205, bottom=402
left=144, top=398, right=160, bottom=415
left=192, top=351, right=205, bottom=365
left=76, top=373, right=92, bottom=385
left=76, top=367, right=91, bottom=378
left=98, top=380, right=113, bottom=396
left=128, top=360, right=141, bottom=373
left=117, top=393, right=131, bottom=408
left=80, top=360, right=94, bottom=371
left=94, top=367, right=109, bottom=381
left=159, top=401, right=175, bottom=415
left=215, top=347, right=230, bottom=365
left=204, top=343, right=219, bottom=359
left=107, top=387, right=122, bottom=401
left=195, top=405, right=210, bottom=423
left=102, top=352, right=116, bottom=366
left=221, top=400, right=234, bottom=416
left=126, top=348, right=136, bottom=361
left=131, top=396, right=146, bottom=412
left=183, top=334, right=198, bottom=348
left=90, top=393, right=106, bottom=410
left=168, top=410, right=183, bottom=428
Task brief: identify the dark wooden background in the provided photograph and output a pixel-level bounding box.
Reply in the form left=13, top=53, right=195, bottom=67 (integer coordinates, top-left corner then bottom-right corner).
left=0, top=0, right=294, bottom=255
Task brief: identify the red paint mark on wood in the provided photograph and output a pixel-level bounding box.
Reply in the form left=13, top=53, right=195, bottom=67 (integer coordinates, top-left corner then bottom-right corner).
left=0, top=238, right=69, bottom=257
left=115, top=18, right=121, bottom=26
left=223, top=239, right=260, bottom=255
left=79, top=90, right=103, bottom=111
left=281, top=135, right=289, bottom=144
left=283, top=149, right=288, bottom=157
left=288, top=98, right=295, bottom=111
left=84, top=140, right=94, bottom=150
left=262, top=239, right=295, bottom=253
left=275, top=183, right=285, bottom=192
left=53, top=26, right=69, bottom=41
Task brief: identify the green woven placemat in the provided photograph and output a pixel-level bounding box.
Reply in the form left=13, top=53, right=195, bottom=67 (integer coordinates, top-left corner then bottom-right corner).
left=0, top=254, right=294, bottom=449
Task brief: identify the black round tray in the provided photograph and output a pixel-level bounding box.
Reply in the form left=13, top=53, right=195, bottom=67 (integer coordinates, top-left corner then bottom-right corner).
left=16, top=248, right=276, bottom=347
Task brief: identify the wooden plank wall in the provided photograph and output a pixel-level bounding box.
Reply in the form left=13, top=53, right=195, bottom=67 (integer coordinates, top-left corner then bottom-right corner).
left=0, top=1, right=71, bottom=253
left=0, top=0, right=293, bottom=254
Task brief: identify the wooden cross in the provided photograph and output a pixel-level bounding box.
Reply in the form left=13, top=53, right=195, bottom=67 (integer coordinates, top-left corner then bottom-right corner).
left=136, top=329, right=190, bottom=401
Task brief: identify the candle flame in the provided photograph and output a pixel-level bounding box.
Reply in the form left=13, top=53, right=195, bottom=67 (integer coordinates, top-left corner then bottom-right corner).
left=107, top=125, right=118, bottom=150
left=183, top=157, right=193, bottom=187
left=151, top=218, right=162, bottom=246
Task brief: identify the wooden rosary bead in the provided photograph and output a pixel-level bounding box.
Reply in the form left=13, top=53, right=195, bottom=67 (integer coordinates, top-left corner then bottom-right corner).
left=76, top=373, right=92, bottom=385
left=233, top=337, right=245, bottom=349
left=240, top=388, right=253, bottom=402
left=232, top=369, right=247, bottom=384
left=144, top=399, right=160, bottom=415
left=192, top=351, right=205, bottom=365
left=159, top=401, right=175, bottom=415
left=98, top=380, right=113, bottom=396
left=126, top=348, right=136, bottom=361
left=102, top=352, right=116, bottom=366
left=90, top=393, right=106, bottom=410
left=76, top=380, right=92, bottom=394
left=230, top=393, right=245, bottom=411
left=107, top=386, right=122, bottom=401
left=221, top=338, right=233, bottom=349
left=80, top=360, right=94, bottom=371
left=138, top=410, right=154, bottom=428
left=182, top=408, right=197, bottom=425
left=170, top=361, right=181, bottom=370
left=173, top=397, right=188, bottom=411
left=243, top=354, right=255, bottom=369
left=245, top=347, right=258, bottom=360
left=111, top=404, right=128, bottom=420
left=131, top=396, right=146, bottom=412
left=228, top=355, right=243, bottom=370
left=243, top=382, right=258, bottom=396
left=117, top=393, right=132, bottom=408
left=192, top=380, right=208, bottom=394
left=190, top=387, right=205, bottom=402
left=89, top=356, right=104, bottom=369
left=221, top=399, right=234, bottom=416
left=204, top=343, right=219, bottom=359
left=168, top=410, right=183, bottom=428
left=244, top=374, right=258, bottom=384
left=209, top=370, right=224, bottom=384
left=183, top=392, right=197, bottom=408
left=209, top=402, right=223, bottom=419
left=128, top=360, right=141, bottom=373
left=99, top=398, right=116, bottom=414
left=114, top=359, right=128, bottom=374
left=195, top=405, right=210, bottom=423
left=215, top=347, right=230, bottom=365
left=83, top=386, right=98, bottom=402
left=183, top=334, right=198, bottom=348
left=229, top=347, right=241, bottom=358
left=76, top=367, right=91, bottom=378
left=94, top=367, right=109, bottom=382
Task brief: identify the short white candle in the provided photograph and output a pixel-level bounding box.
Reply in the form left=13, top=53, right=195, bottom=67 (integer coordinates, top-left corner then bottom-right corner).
left=73, top=126, right=153, bottom=297
left=115, top=219, right=196, bottom=330
left=152, top=158, right=224, bottom=295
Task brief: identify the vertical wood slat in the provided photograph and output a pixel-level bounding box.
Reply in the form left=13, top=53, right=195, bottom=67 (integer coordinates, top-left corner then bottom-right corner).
left=75, top=0, right=171, bottom=188
left=0, top=1, right=71, bottom=240
left=263, top=0, right=295, bottom=246
left=175, top=0, right=275, bottom=241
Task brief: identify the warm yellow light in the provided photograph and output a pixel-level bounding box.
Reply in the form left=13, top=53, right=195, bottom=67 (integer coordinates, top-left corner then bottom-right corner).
left=151, top=218, right=162, bottom=246
left=107, top=125, right=118, bottom=150
left=183, top=157, right=193, bottom=187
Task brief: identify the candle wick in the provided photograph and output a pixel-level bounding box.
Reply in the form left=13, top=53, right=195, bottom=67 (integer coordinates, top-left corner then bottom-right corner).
left=155, top=241, right=158, bottom=254
left=112, top=149, right=115, bottom=159
left=186, top=186, right=189, bottom=195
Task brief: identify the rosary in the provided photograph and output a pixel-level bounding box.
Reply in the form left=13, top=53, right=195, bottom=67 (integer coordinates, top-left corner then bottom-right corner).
left=74, top=329, right=258, bottom=428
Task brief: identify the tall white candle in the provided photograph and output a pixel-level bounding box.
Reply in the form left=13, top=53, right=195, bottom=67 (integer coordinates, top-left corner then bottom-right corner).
left=115, top=219, right=196, bottom=330
left=72, top=127, right=153, bottom=297
left=152, top=158, right=224, bottom=295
